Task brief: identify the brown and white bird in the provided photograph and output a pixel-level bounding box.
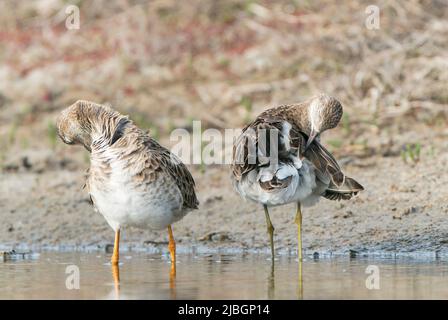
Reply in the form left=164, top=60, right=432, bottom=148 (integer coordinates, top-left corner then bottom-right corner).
left=57, top=100, right=199, bottom=271
left=231, top=94, right=363, bottom=261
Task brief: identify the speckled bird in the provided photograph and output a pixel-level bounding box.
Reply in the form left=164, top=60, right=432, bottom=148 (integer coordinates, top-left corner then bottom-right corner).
left=57, top=100, right=199, bottom=269
left=231, top=93, right=363, bottom=261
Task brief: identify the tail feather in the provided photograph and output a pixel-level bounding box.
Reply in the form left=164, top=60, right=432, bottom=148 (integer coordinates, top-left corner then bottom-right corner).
left=323, top=176, right=364, bottom=201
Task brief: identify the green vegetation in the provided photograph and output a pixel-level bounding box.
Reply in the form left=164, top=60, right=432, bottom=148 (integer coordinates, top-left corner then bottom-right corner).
left=326, top=139, right=343, bottom=149
left=240, top=95, right=253, bottom=123
left=47, top=121, right=58, bottom=149
left=401, top=143, right=421, bottom=164
left=8, top=122, right=18, bottom=145
left=342, top=112, right=351, bottom=135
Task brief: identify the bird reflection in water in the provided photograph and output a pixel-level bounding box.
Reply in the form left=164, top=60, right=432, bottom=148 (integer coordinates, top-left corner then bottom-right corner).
left=298, top=258, right=303, bottom=299
left=110, top=260, right=177, bottom=300
left=267, top=259, right=303, bottom=300
left=170, top=263, right=177, bottom=299
left=111, top=263, right=120, bottom=300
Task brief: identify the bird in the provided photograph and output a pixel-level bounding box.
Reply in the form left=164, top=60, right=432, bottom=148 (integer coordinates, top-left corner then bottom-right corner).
left=231, top=93, right=363, bottom=262
left=56, top=100, right=199, bottom=273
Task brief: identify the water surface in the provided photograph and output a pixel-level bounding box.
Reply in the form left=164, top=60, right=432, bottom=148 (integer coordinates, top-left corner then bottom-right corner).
left=1, top=252, right=447, bottom=299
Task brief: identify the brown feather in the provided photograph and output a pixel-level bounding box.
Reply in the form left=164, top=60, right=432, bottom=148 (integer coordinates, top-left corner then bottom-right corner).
left=58, top=100, right=199, bottom=210
left=232, top=95, right=363, bottom=201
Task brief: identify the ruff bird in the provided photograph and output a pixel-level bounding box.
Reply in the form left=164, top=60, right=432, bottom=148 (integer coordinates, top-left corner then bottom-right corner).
left=57, top=101, right=198, bottom=270
left=231, top=94, right=363, bottom=261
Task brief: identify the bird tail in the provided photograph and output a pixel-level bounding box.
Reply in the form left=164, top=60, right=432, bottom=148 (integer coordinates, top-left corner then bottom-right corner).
left=322, top=176, right=364, bottom=201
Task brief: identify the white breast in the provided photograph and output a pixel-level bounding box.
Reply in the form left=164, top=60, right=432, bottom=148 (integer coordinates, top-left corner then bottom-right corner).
left=89, top=154, right=185, bottom=231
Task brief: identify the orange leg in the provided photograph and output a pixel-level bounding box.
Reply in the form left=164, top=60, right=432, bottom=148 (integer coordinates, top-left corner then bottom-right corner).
left=111, top=229, right=120, bottom=265
left=168, top=225, right=176, bottom=276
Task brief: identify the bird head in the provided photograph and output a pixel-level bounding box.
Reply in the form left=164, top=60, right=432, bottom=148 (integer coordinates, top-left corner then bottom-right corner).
left=305, top=94, right=343, bottom=149
left=56, top=100, right=94, bottom=152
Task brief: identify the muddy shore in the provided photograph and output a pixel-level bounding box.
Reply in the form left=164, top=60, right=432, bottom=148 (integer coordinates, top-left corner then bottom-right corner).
left=1, top=134, right=448, bottom=256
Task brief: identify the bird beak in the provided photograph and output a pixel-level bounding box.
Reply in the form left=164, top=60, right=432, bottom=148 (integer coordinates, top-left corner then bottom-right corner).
left=305, top=130, right=319, bottom=150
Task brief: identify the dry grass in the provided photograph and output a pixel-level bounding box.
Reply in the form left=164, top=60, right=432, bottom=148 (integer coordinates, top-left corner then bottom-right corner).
left=0, top=0, right=447, bottom=168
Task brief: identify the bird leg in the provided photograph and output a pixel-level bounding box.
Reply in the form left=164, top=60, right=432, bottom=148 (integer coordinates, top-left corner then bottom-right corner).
left=263, top=205, right=275, bottom=260
left=295, top=203, right=303, bottom=261
left=111, top=229, right=120, bottom=265
left=295, top=203, right=304, bottom=299
left=168, top=225, right=176, bottom=276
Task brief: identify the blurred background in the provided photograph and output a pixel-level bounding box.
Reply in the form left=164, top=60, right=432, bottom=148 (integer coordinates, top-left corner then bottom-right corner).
left=0, top=0, right=447, bottom=254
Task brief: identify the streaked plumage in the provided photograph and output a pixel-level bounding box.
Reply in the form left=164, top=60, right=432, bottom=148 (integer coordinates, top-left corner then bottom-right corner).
left=231, top=93, right=363, bottom=260
left=57, top=100, right=198, bottom=267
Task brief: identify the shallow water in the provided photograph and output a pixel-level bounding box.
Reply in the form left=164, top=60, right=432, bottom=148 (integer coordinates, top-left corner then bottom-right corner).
left=1, top=252, right=448, bottom=299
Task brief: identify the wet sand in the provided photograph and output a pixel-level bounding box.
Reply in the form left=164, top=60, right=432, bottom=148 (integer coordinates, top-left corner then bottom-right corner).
left=1, top=139, right=448, bottom=256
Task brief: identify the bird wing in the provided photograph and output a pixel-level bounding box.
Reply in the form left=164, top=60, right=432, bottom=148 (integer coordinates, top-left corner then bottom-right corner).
left=304, top=140, right=364, bottom=200
left=142, top=138, right=199, bottom=210
left=232, top=114, right=363, bottom=199
left=232, top=116, right=306, bottom=191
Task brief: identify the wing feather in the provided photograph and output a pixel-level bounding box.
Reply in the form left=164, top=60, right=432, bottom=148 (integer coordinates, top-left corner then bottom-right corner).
left=232, top=116, right=306, bottom=191
left=232, top=104, right=364, bottom=201
left=147, top=139, right=199, bottom=209
left=304, top=140, right=364, bottom=200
